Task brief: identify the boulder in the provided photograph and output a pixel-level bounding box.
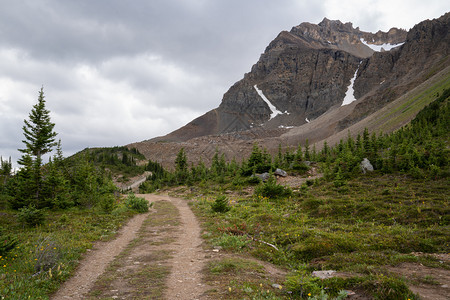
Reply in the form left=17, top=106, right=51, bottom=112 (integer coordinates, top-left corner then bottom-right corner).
left=255, top=172, right=270, bottom=182
left=360, top=158, right=374, bottom=174
left=274, top=168, right=287, bottom=177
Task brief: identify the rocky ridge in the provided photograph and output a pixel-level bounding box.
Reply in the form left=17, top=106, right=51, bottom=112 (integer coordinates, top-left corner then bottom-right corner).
left=159, top=17, right=408, bottom=142
left=130, top=13, right=449, bottom=168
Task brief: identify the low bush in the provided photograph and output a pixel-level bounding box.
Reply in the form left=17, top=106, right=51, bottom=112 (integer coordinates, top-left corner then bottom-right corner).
left=246, top=176, right=261, bottom=185
left=211, top=195, right=230, bottom=213
left=17, top=205, right=46, bottom=227
left=34, top=235, right=60, bottom=273
left=125, top=193, right=149, bottom=213
left=213, top=233, right=249, bottom=251
left=99, top=194, right=116, bottom=213
left=0, top=227, right=18, bottom=256
left=255, top=176, right=292, bottom=199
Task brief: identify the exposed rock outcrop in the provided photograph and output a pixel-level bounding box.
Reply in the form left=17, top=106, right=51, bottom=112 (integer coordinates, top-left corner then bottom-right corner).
left=132, top=13, right=449, bottom=168
left=158, top=17, right=409, bottom=142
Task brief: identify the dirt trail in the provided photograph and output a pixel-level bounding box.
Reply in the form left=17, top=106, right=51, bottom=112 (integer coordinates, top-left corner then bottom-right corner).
left=52, top=211, right=150, bottom=299
left=158, top=195, right=208, bottom=299
left=51, top=194, right=207, bottom=300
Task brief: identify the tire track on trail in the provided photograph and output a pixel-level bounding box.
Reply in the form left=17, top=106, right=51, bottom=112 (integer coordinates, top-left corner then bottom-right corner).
left=51, top=194, right=208, bottom=299
left=160, top=195, right=208, bottom=300
left=51, top=209, right=150, bottom=299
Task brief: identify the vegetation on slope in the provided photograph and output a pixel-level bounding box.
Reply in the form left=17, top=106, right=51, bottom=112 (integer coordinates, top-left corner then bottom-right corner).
left=0, top=89, right=149, bottom=298
left=154, top=88, right=449, bottom=299
left=68, top=146, right=147, bottom=182
left=0, top=86, right=447, bottom=298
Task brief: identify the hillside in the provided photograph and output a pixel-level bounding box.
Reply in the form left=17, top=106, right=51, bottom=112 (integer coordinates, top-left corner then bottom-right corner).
left=129, top=13, right=450, bottom=169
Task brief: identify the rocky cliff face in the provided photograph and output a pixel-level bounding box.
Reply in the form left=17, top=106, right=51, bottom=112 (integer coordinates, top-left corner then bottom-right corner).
left=338, top=12, right=450, bottom=130
left=159, top=17, right=410, bottom=142
left=149, top=13, right=448, bottom=146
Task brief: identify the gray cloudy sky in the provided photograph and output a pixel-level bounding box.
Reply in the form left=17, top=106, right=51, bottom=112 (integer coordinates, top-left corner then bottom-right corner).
left=0, top=0, right=447, bottom=165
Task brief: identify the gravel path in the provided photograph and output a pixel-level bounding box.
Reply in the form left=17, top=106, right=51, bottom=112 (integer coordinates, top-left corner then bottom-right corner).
left=162, top=196, right=207, bottom=299
left=51, top=211, right=150, bottom=299
left=51, top=194, right=207, bottom=299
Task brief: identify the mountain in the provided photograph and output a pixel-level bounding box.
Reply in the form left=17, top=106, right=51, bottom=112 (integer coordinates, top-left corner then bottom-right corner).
left=130, top=13, right=450, bottom=168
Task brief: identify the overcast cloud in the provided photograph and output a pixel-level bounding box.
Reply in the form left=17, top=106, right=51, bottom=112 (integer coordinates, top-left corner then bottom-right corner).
left=0, top=0, right=447, bottom=166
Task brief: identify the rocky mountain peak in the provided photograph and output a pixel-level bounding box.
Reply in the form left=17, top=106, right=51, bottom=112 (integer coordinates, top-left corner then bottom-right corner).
left=151, top=14, right=448, bottom=146
left=284, top=18, right=407, bottom=58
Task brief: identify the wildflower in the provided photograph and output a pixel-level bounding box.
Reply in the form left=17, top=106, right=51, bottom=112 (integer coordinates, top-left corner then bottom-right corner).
left=308, top=293, right=311, bottom=296
left=228, top=287, right=232, bottom=292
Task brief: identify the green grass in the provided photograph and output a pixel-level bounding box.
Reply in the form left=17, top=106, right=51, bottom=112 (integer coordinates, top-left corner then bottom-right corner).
left=375, top=72, right=450, bottom=133
left=0, top=201, right=138, bottom=299
left=191, top=172, right=449, bottom=299
left=204, top=257, right=286, bottom=299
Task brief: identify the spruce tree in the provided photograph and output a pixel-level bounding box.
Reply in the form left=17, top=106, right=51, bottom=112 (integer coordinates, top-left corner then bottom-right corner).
left=18, top=87, right=57, bottom=206
left=175, top=148, right=188, bottom=183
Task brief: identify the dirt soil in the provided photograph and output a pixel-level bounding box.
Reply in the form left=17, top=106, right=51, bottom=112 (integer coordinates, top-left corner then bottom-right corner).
left=51, top=194, right=287, bottom=300
left=51, top=211, right=149, bottom=299
left=52, top=194, right=209, bottom=299
left=387, top=253, right=450, bottom=300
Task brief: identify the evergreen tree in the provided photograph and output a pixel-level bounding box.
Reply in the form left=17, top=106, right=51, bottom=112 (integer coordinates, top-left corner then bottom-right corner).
left=175, top=148, right=188, bottom=183
left=304, top=139, right=310, bottom=161
left=0, top=157, right=12, bottom=186
left=18, top=87, right=57, bottom=207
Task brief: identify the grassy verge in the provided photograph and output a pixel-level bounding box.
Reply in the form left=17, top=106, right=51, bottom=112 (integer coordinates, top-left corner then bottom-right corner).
left=187, top=172, right=449, bottom=299
left=86, top=200, right=179, bottom=299
left=203, top=257, right=286, bottom=299
left=0, top=204, right=136, bottom=299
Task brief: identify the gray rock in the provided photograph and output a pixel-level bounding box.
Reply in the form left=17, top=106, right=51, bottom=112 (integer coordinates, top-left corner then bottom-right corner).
left=256, top=172, right=270, bottom=181
left=312, top=270, right=336, bottom=279
left=271, top=283, right=282, bottom=289
left=274, top=168, right=287, bottom=177
left=360, top=158, right=374, bottom=174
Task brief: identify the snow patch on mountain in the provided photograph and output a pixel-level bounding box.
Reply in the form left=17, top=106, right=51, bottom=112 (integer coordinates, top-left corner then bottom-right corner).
left=361, top=39, right=404, bottom=52
left=342, top=65, right=360, bottom=106
left=254, top=85, right=284, bottom=120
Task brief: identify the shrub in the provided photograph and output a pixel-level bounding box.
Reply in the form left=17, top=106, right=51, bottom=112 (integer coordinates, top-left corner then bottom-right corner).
left=17, top=205, right=45, bottom=227
left=0, top=227, right=18, bottom=256
left=125, top=193, right=149, bottom=213
left=361, top=274, right=417, bottom=300
left=99, top=194, right=116, bottom=213
left=246, top=176, right=261, bottom=185
left=255, top=176, right=292, bottom=199
left=214, top=233, right=249, bottom=251
left=291, top=162, right=310, bottom=173
left=285, top=270, right=322, bottom=297
left=211, top=195, right=230, bottom=213
left=0, top=194, right=13, bottom=210
left=34, top=235, right=60, bottom=272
